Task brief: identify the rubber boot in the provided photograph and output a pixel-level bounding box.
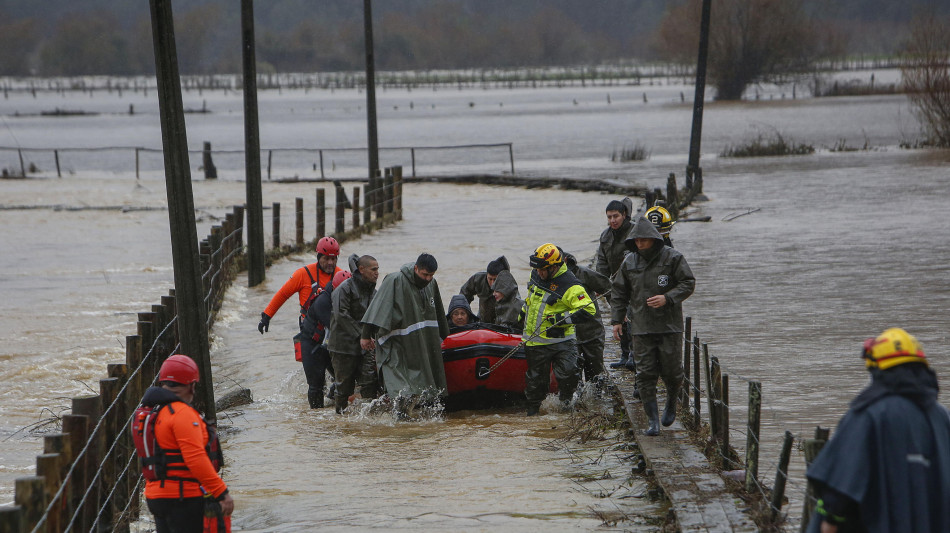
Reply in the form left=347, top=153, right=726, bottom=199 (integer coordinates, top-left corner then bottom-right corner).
left=643, top=400, right=660, bottom=436
left=307, top=387, right=324, bottom=409
left=662, top=384, right=679, bottom=427
left=609, top=352, right=630, bottom=369
left=335, top=396, right=347, bottom=414
left=526, top=404, right=541, bottom=416
left=327, top=382, right=337, bottom=402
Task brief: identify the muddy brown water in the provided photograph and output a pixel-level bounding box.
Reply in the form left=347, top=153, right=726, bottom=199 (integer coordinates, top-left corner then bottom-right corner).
left=2, top=77, right=949, bottom=530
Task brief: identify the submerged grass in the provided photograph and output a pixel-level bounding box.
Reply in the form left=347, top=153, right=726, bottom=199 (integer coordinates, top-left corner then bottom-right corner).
left=720, top=132, right=815, bottom=158
left=611, top=142, right=650, bottom=162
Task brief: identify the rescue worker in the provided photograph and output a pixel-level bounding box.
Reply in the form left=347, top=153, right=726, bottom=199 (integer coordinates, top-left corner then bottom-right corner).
left=522, top=244, right=597, bottom=416
left=806, top=328, right=950, bottom=533
left=610, top=217, right=695, bottom=435
left=258, top=236, right=342, bottom=407
left=460, top=256, right=509, bottom=324
left=446, top=294, right=479, bottom=332
left=645, top=203, right=675, bottom=247
left=328, top=255, right=380, bottom=414
left=144, top=355, right=234, bottom=533
left=298, top=269, right=350, bottom=408
left=563, top=252, right=612, bottom=381
left=360, top=253, right=450, bottom=407
left=595, top=198, right=637, bottom=371
left=490, top=269, right=524, bottom=333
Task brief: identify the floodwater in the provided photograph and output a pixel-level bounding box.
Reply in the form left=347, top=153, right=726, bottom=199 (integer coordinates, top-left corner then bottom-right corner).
left=2, top=70, right=949, bottom=530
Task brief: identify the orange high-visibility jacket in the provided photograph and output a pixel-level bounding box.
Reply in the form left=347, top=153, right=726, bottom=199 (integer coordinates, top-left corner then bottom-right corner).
left=144, top=401, right=227, bottom=500
left=264, top=264, right=341, bottom=318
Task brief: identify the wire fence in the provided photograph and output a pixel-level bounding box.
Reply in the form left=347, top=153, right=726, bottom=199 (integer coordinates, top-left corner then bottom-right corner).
left=0, top=142, right=515, bottom=181
left=674, top=316, right=828, bottom=530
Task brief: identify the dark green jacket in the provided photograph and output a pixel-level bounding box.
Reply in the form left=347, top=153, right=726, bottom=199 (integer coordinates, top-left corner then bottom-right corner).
left=361, top=263, right=449, bottom=396
left=609, top=217, right=695, bottom=335
left=460, top=272, right=496, bottom=324
left=490, top=269, right=523, bottom=331
left=327, top=270, right=376, bottom=355
left=595, top=218, right=633, bottom=278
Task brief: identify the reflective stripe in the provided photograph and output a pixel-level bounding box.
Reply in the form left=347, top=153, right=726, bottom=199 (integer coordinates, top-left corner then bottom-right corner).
left=526, top=333, right=576, bottom=346
left=377, top=320, right=440, bottom=345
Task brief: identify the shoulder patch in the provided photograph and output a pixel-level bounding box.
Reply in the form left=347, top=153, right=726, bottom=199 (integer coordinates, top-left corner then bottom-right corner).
left=578, top=294, right=586, bottom=301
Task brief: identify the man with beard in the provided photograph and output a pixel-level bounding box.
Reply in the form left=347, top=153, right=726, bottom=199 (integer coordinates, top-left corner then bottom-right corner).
left=806, top=328, right=950, bottom=533
left=329, top=255, right=380, bottom=413
left=610, top=217, right=695, bottom=436
left=258, top=236, right=342, bottom=407
left=360, top=253, right=449, bottom=407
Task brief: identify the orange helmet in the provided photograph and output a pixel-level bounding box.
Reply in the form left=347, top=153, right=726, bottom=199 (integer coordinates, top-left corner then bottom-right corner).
left=316, top=236, right=340, bottom=257
left=862, top=328, right=927, bottom=370
left=159, top=354, right=200, bottom=384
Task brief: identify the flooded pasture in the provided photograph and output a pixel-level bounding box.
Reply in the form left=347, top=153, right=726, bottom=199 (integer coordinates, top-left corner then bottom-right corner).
left=1, top=73, right=949, bottom=530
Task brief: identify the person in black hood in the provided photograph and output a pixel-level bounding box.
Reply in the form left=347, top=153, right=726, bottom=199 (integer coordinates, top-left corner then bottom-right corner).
left=805, top=328, right=950, bottom=533
left=446, top=294, right=479, bottom=333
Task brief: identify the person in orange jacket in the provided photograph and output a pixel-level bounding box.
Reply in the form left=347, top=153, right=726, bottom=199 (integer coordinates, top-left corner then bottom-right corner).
left=144, top=355, right=233, bottom=533
left=258, top=236, right=342, bottom=407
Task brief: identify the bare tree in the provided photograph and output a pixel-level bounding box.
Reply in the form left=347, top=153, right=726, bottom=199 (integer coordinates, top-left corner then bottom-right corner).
left=655, top=0, right=838, bottom=100
left=901, top=13, right=950, bottom=147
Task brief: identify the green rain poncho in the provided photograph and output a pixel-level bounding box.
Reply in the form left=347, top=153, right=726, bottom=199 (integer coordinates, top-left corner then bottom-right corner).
left=361, top=263, right=450, bottom=397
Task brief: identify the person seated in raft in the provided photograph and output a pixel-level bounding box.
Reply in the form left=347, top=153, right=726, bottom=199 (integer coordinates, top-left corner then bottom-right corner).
left=446, top=294, right=480, bottom=333
left=490, top=270, right=524, bottom=334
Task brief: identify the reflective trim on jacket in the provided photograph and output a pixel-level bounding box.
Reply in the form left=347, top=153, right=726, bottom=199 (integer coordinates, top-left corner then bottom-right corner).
left=522, top=264, right=596, bottom=346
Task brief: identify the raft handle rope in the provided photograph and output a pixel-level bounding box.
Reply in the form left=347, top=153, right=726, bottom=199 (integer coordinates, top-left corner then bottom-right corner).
left=477, top=311, right=582, bottom=378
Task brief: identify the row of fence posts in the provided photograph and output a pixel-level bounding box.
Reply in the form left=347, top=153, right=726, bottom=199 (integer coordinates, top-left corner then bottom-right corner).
left=0, top=205, right=245, bottom=533
left=677, top=315, right=810, bottom=523
left=269, top=166, right=403, bottom=251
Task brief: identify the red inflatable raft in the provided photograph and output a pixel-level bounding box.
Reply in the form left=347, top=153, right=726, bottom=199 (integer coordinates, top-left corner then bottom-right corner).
left=441, top=327, right=556, bottom=409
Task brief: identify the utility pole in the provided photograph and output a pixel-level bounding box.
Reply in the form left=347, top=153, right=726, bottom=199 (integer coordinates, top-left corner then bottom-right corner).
left=148, top=0, right=216, bottom=420
left=241, top=0, right=266, bottom=287
left=686, top=0, right=712, bottom=194
left=363, top=0, right=380, bottom=187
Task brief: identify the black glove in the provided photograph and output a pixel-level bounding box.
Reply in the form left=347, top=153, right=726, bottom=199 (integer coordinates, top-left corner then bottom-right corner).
left=258, top=312, right=270, bottom=334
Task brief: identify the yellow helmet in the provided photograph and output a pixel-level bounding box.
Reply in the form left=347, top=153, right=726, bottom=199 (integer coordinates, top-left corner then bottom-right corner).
left=645, top=205, right=674, bottom=235
left=529, top=243, right=562, bottom=269
left=862, top=328, right=927, bottom=370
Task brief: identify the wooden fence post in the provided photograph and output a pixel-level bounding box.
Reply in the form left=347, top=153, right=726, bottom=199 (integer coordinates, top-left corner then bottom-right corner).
left=202, top=141, right=217, bottom=179
left=72, top=395, right=102, bottom=530
left=410, top=148, right=416, bottom=177
left=0, top=505, right=24, bottom=532
left=393, top=165, right=403, bottom=220
left=693, top=335, right=701, bottom=420
left=508, top=143, right=515, bottom=174
left=55, top=150, right=62, bottom=178
left=107, top=363, right=131, bottom=532
left=316, top=189, right=326, bottom=240
left=703, top=342, right=713, bottom=434
left=682, top=317, right=691, bottom=412
left=374, top=169, right=384, bottom=219
left=384, top=167, right=394, bottom=215
left=771, top=431, right=795, bottom=521
left=272, top=202, right=280, bottom=249
left=318, top=149, right=324, bottom=179
left=14, top=477, right=46, bottom=532
left=363, top=182, right=373, bottom=226
left=335, top=185, right=345, bottom=235
left=267, top=150, right=272, bottom=180
left=134, top=148, right=140, bottom=180
left=800, top=427, right=830, bottom=532
left=36, top=452, right=62, bottom=532
left=666, top=172, right=679, bottom=218
left=97, top=377, right=120, bottom=530
left=352, top=187, right=361, bottom=230
left=295, top=197, right=304, bottom=248
left=745, top=381, right=762, bottom=493
left=710, top=357, right=722, bottom=443
left=61, top=414, right=90, bottom=527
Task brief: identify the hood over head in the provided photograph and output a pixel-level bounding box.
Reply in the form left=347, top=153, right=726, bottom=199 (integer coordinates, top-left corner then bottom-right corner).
left=347, top=253, right=360, bottom=273
left=446, top=294, right=477, bottom=322
left=624, top=216, right=665, bottom=252
left=486, top=256, right=510, bottom=276
left=491, top=269, right=518, bottom=299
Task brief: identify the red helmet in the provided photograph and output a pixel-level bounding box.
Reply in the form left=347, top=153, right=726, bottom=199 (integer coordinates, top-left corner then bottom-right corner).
left=316, top=236, right=340, bottom=258
left=332, top=270, right=352, bottom=288
left=159, top=354, right=200, bottom=385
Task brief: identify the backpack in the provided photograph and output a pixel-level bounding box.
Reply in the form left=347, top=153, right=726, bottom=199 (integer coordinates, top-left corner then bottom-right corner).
left=132, top=401, right=223, bottom=482
left=299, top=266, right=324, bottom=316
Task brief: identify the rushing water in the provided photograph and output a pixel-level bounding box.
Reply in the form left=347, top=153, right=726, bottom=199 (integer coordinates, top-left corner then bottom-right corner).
left=2, top=71, right=949, bottom=530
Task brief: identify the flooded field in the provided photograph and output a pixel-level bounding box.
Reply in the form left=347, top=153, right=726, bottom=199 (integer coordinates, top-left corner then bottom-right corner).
left=2, top=73, right=949, bottom=530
